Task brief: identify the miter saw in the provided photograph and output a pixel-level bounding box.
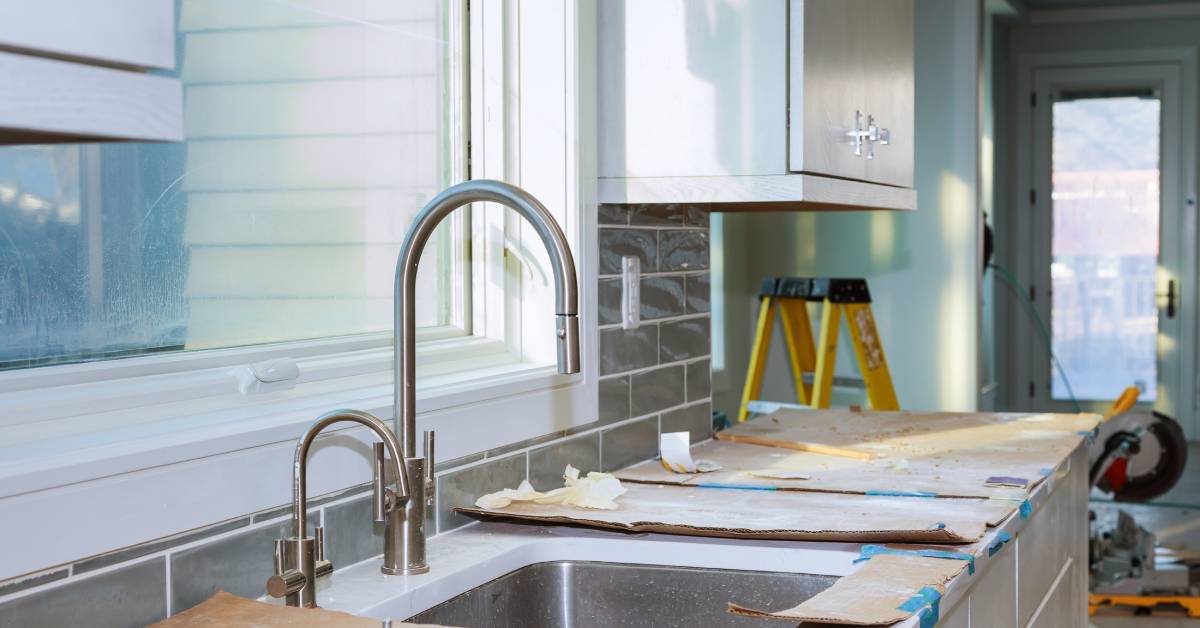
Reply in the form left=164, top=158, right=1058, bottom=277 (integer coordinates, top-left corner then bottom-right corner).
left=1087, top=388, right=1195, bottom=617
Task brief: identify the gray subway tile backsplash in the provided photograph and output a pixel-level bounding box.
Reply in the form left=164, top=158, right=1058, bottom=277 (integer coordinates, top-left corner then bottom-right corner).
left=660, top=317, right=710, bottom=362
left=597, top=277, right=623, bottom=325
left=659, top=230, right=709, bottom=271
left=661, top=402, right=713, bottom=445
left=640, top=276, right=686, bottom=320
left=600, top=325, right=659, bottom=375
left=599, top=228, right=657, bottom=274
left=0, top=558, right=166, bottom=628
left=685, top=273, right=711, bottom=314
left=599, top=375, right=631, bottom=424
left=0, top=567, right=68, bottom=600
left=3, top=203, right=711, bottom=621
left=630, top=364, right=686, bottom=416
left=598, top=204, right=630, bottom=225
left=601, top=417, right=660, bottom=472
left=75, top=516, right=252, bottom=575
left=528, top=432, right=601, bottom=490
left=629, top=204, right=686, bottom=226
left=169, top=514, right=318, bottom=615
left=323, top=495, right=386, bottom=570
left=437, top=453, right=527, bottom=534
left=686, top=359, right=712, bottom=402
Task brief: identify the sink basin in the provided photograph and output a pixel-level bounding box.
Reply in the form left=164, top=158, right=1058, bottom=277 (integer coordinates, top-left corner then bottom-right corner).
left=406, top=560, right=835, bottom=627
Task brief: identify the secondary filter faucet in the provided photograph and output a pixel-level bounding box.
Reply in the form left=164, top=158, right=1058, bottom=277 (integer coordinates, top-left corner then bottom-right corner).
left=266, top=409, right=409, bottom=607
left=390, top=179, right=581, bottom=574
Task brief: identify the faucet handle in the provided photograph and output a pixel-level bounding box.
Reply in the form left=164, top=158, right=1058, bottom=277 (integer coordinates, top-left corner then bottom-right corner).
left=267, top=569, right=306, bottom=599
left=268, top=538, right=306, bottom=598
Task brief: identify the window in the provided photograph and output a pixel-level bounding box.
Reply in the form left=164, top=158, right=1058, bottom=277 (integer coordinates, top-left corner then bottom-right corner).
left=1050, top=91, right=1160, bottom=401
left=0, top=0, right=592, bottom=468
left=0, top=1, right=466, bottom=370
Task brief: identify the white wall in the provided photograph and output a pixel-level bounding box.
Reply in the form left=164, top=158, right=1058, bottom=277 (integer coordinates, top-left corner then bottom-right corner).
left=714, top=0, right=983, bottom=416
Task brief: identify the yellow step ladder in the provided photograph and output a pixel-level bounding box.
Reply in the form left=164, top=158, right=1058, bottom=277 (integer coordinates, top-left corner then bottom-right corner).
left=738, top=277, right=899, bottom=421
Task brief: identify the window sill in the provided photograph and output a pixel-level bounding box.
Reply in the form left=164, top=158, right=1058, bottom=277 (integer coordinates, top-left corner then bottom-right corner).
left=0, top=337, right=592, bottom=500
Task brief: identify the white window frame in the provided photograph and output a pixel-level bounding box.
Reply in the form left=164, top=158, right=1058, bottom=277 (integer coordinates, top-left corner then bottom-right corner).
left=0, top=0, right=598, bottom=582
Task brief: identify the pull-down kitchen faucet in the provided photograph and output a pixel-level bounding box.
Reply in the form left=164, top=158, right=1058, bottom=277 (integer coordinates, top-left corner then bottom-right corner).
left=266, top=180, right=580, bottom=606
left=390, top=179, right=581, bottom=574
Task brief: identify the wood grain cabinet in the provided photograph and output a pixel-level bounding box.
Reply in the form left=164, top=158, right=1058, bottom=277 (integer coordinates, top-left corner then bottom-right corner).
left=598, top=0, right=916, bottom=211
left=0, top=1, right=182, bottom=144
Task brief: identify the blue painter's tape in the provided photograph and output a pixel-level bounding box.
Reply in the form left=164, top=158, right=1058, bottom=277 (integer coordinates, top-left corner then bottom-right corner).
left=1019, top=500, right=1033, bottom=519
left=865, top=490, right=937, bottom=498
left=987, top=531, right=1012, bottom=556
left=1038, top=467, right=1053, bottom=476
left=856, top=545, right=976, bottom=576
left=897, top=586, right=942, bottom=628
left=696, top=482, right=777, bottom=491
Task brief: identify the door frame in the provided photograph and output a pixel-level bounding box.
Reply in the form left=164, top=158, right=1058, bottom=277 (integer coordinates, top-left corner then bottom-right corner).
left=1009, top=48, right=1198, bottom=437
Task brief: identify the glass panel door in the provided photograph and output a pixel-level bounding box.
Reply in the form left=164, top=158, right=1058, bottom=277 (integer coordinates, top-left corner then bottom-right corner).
left=1050, top=91, right=1161, bottom=401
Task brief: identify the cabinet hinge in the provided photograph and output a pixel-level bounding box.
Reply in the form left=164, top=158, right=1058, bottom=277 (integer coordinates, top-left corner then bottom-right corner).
left=1029, top=188, right=1036, bottom=205
left=1030, top=92, right=1037, bottom=107
left=466, top=139, right=472, bottom=179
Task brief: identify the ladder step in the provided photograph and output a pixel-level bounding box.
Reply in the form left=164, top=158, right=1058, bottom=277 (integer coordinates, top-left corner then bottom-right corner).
left=757, top=276, right=873, bottom=303
left=801, top=374, right=867, bottom=389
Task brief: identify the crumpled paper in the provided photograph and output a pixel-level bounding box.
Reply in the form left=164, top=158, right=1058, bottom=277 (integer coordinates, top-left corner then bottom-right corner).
left=659, top=431, right=722, bottom=474
left=475, top=464, right=627, bottom=510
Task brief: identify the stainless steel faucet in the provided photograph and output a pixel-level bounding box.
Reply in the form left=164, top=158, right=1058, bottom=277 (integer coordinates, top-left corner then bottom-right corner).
left=390, top=179, right=582, bottom=574
left=266, top=409, right=410, bottom=608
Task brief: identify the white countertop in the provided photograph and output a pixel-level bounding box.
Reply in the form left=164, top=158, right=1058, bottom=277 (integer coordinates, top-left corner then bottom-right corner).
left=312, top=448, right=1075, bottom=626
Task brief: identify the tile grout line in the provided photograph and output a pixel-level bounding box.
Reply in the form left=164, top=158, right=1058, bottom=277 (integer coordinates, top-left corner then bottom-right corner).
left=597, top=311, right=709, bottom=332
left=600, top=354, right=713, bottom=380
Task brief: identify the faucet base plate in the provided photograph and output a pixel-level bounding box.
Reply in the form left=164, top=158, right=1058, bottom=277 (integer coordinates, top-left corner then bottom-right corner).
left=382, top=564, right=431, bottom=576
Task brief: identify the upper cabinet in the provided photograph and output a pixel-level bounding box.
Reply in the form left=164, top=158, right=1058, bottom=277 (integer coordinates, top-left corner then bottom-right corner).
left=598, top=0, right=916, bottom=211
left=0, top=1, right=182, bottom=144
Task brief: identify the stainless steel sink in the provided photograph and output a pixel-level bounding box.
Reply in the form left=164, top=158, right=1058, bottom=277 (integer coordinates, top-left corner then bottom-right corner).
left=406, top=561, right=835, bottom=627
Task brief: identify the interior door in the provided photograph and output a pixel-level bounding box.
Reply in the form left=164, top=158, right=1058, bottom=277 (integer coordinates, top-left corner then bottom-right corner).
left=1027, top=63, right=1191, bottom=427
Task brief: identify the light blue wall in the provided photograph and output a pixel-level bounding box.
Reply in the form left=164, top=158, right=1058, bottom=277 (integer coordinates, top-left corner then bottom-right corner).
left=713, top=0, right=983, bottom=416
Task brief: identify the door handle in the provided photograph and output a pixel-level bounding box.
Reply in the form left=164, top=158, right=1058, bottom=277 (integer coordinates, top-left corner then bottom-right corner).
left=1158, top=279, right=1176, bottom=319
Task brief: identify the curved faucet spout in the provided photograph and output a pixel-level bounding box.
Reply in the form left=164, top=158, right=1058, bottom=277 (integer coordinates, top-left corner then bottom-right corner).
left=394, top=180, right=581, bottom=456
left=292, top=409, right=408, bottom=539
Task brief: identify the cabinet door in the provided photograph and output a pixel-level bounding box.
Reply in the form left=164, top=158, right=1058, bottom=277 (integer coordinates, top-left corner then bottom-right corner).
left=789, top=0, right=867, bottom=182
left=862, top=0, right=914, bottom=188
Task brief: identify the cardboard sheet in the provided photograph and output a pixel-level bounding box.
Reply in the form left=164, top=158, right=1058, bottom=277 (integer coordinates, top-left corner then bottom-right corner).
left=728, top=553, right=967, bottom=625
left=458, top=482, right=1016, bottom=544
left=148, top=591, right=447, bottom=627
left=617, top=409, right=1098, bottom=504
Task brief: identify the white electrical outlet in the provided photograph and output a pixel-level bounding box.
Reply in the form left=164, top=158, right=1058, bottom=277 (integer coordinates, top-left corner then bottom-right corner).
left=621, top=255, right=640, bottom=329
